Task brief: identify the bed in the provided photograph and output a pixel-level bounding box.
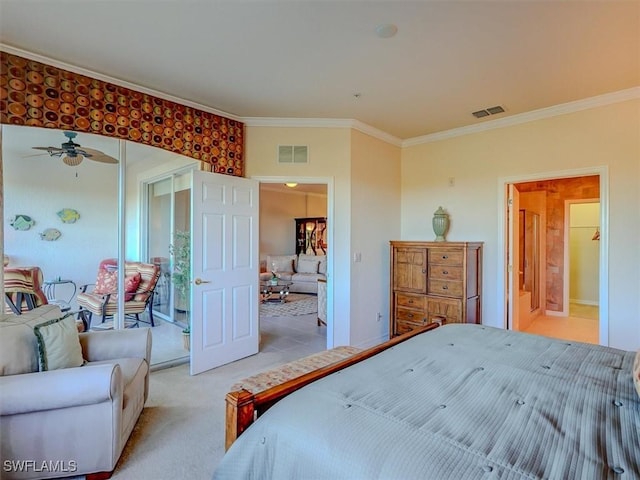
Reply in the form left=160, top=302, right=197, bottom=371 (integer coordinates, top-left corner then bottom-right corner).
left=215, top=324, right=640, bottom=479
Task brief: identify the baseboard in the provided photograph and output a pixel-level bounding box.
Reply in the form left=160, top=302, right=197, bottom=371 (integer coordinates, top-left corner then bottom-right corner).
left=569, top=299, right=599, bottom=306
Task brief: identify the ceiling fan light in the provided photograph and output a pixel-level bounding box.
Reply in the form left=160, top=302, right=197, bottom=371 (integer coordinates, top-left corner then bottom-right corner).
left=63, top=154, right=83, bottom=166
left=285, top=183, right=298, bottom=188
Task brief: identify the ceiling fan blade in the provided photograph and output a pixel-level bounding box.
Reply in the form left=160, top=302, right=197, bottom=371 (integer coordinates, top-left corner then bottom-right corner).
left=80, top=147, right=119, bottom=164
left=32, top=146, right=63, bottom=152
left=22, top=152, right=51, bottom=158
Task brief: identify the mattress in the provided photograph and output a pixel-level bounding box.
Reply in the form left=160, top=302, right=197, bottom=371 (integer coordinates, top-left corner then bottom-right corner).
left=213, top=324, right=640, bottom=479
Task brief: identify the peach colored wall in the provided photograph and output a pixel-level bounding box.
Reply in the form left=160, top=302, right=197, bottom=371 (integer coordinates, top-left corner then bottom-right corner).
left=401, top=98, right=640, bottom=351
left=517, top=176, right=599, bottom=312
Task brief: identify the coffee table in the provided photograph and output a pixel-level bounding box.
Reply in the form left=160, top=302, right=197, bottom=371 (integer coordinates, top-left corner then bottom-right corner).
left=260, top=280, right=293, bottom=304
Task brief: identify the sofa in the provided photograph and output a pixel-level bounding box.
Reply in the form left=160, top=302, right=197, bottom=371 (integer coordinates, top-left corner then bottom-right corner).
left=260, top=254, right=326, bottom=294
left=0, top=305, right=152, bottom=480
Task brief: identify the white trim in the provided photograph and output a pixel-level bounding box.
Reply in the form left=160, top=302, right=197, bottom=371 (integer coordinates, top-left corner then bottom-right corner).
left=569, top=299, right=599, bottom=306
left=0, top=44, right=243, bottom=122
left=403, top=87, right=640, bottom=147
left=496, top=166, right=609, bottom=346
left=244, top=117, right=403, bottom=147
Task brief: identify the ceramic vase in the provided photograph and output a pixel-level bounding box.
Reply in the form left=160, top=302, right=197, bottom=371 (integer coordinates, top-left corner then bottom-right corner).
left=432, top=206, right=449, bottom=242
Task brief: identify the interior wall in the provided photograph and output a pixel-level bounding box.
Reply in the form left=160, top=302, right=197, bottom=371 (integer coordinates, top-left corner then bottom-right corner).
left=569, top=202, right=600, bottom=305
left=245, top=126, right=353, bottom=346
left=350, top=129, right=402, bottom=346
left=259, top=188, right=312, bottom=258
left=401, top=98, right=640, bottom=351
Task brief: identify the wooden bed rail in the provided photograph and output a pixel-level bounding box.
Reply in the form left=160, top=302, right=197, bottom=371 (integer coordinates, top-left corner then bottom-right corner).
left=225, top=322, right=440, bottom=450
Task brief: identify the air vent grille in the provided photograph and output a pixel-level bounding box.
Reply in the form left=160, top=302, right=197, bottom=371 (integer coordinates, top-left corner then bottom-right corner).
left=472, top=105, right=505, bottom=118
left=278, top=145, right=308, bottom=164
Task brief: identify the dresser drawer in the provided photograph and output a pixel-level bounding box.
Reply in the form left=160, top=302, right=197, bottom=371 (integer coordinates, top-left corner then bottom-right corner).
left=428, top=279, right=463, bottom=297
left=428, top=249, right=463, bottom=266
left=426, top=297, right=462, bottom=323
left=396, top=293, right=426, bottom=309
left=428, top=265, right=463, bottom=281
left=395, top=320, right=420, bottom=335
left=395, top=306, right=427, bottom=324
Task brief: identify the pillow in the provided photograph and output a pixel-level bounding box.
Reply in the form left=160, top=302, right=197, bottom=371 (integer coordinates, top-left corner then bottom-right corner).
left=94, top=269, right=117, bottom=294
left=633, top=350, right=640, bottom=400
left=33, top=314, right=84, bottom=371
left=269, top=255, right=295, bottom=274
left=125, top=273, right=142, bottom=301
left=297, top=258, right=320, bottom=274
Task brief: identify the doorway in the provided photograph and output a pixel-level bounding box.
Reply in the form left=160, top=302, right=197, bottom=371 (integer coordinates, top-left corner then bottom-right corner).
left=502, top=169, right=608, bottom=346
left=257, top=180, right=330, bottom=355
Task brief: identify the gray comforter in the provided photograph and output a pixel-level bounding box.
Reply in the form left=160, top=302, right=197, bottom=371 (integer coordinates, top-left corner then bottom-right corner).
left=213, top=324, right=640, bottom=479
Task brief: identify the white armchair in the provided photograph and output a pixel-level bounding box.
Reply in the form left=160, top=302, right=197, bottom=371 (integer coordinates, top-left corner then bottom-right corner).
left=0, top=306, right=151, bottom=480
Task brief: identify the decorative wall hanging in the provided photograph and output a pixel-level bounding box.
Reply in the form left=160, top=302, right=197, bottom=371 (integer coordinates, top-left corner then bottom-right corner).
left=40, top=228, right=62, bottom=241
left=57, top=208, right=80, bottom=224
left=0, top=51, right=244, bottom=176
left=9, top=214, right=35, bottom=231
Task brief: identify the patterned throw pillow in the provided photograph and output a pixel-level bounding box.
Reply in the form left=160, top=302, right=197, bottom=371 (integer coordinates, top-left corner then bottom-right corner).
left=33, top=314, right=84, bottom=371
left=95, top=271, right=141, bottom=301
left=634, top=350, right=640, bottom=399
left=94, top=269, right=117, bottom=294
left=269, top=255, right=295, bottom=274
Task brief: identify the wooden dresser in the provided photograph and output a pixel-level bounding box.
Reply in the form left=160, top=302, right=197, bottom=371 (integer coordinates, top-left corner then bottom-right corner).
left=389, top=241, right=483, bottom=337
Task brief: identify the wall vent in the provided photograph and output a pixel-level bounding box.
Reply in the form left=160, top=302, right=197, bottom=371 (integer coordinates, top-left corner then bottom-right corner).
left=278, top=145, right=308, bottom=164
left=472, top=105, right=505, bottom=118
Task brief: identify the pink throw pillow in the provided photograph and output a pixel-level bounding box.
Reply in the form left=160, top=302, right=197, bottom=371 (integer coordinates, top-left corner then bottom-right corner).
left=125, top=273, right=142, bottom=301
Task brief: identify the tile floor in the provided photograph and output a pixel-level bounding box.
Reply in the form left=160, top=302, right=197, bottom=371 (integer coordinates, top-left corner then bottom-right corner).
left=522, top=302, right=599, bottom=345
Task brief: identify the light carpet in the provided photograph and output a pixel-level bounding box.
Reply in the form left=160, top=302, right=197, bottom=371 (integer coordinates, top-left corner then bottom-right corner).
left=108, top=313, right=325, bottom=480
left=259, top=293, right=317, bottom=317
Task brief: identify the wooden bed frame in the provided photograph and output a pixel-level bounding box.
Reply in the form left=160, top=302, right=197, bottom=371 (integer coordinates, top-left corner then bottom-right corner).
left=225, top=322, right=440, bottom=450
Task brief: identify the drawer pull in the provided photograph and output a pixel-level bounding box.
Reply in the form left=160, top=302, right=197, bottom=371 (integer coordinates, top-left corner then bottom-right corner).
left=408, top=300, right=414, bottom=304
left=442, top=285, right=449, bottom=290
left=422, top=269, right=427, bottom=274
left=442, top=255, right=448, bottom=259
left=442, top=270, right=448, bottom=275
left=408, top=313, right=414, bottom=318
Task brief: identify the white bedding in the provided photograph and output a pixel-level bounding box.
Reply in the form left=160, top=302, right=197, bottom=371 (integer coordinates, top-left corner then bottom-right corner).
left=213, top=324, right=640, bottom=479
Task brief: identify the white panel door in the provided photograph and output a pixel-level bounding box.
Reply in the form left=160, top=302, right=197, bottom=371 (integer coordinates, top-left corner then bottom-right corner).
left=190, top=170, right=259, bottom=375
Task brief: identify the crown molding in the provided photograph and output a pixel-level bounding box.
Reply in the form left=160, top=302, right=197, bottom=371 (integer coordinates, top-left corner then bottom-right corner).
left=0, top=44, right=243, bottom=122
left=4, top=44, right=636, bottom=148
left=402, top=87, right=640, bottom=147
left=243, top=117, right=403, bottom=147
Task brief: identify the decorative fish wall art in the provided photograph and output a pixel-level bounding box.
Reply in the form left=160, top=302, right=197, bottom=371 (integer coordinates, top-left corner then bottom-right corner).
left=40, top=228, right=62, bottom=241
left=57, top=208, right=80, bottom=224
left=9, top=214, right=35, bottom=231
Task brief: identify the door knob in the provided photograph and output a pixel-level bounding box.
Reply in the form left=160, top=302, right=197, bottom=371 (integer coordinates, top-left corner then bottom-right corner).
left=193, top=278, right=211, bottom=285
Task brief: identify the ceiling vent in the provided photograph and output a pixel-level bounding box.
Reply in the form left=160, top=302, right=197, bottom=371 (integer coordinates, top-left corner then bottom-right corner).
left=278, top=145, right=308, bottom=164
left=472, top=105, right=505, bottom=118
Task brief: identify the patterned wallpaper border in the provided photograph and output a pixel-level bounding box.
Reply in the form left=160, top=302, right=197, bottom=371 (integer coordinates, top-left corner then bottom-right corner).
left=0, top=52, right=244, bottom=176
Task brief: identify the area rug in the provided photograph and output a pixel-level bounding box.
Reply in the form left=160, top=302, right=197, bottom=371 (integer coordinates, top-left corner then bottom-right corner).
left=260, top=293, right=318, bottom=317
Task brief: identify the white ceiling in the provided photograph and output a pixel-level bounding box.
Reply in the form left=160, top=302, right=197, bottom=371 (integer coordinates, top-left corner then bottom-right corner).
left=1, top=1, right=638, bottom=140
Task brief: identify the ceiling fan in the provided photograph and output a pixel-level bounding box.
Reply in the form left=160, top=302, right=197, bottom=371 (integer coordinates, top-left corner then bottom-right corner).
left=32, top=131, right=118, bottom=166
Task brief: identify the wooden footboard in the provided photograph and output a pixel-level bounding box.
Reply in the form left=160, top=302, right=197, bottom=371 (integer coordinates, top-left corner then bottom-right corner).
left=225, top=323, right=439, bottom=450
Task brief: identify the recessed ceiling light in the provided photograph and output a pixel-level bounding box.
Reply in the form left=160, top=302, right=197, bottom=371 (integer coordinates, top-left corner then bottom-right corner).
left=375, top=24, right=398, bottom=38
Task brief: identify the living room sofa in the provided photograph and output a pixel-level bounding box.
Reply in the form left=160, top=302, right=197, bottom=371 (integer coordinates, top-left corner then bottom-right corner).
left=260, top=254, right=326, bottom=294
left=0, top=305, right=152, bottom=480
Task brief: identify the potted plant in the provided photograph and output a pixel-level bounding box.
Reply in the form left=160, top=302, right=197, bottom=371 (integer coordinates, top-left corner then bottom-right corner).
left=169, top=229, right=191, bottom=315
